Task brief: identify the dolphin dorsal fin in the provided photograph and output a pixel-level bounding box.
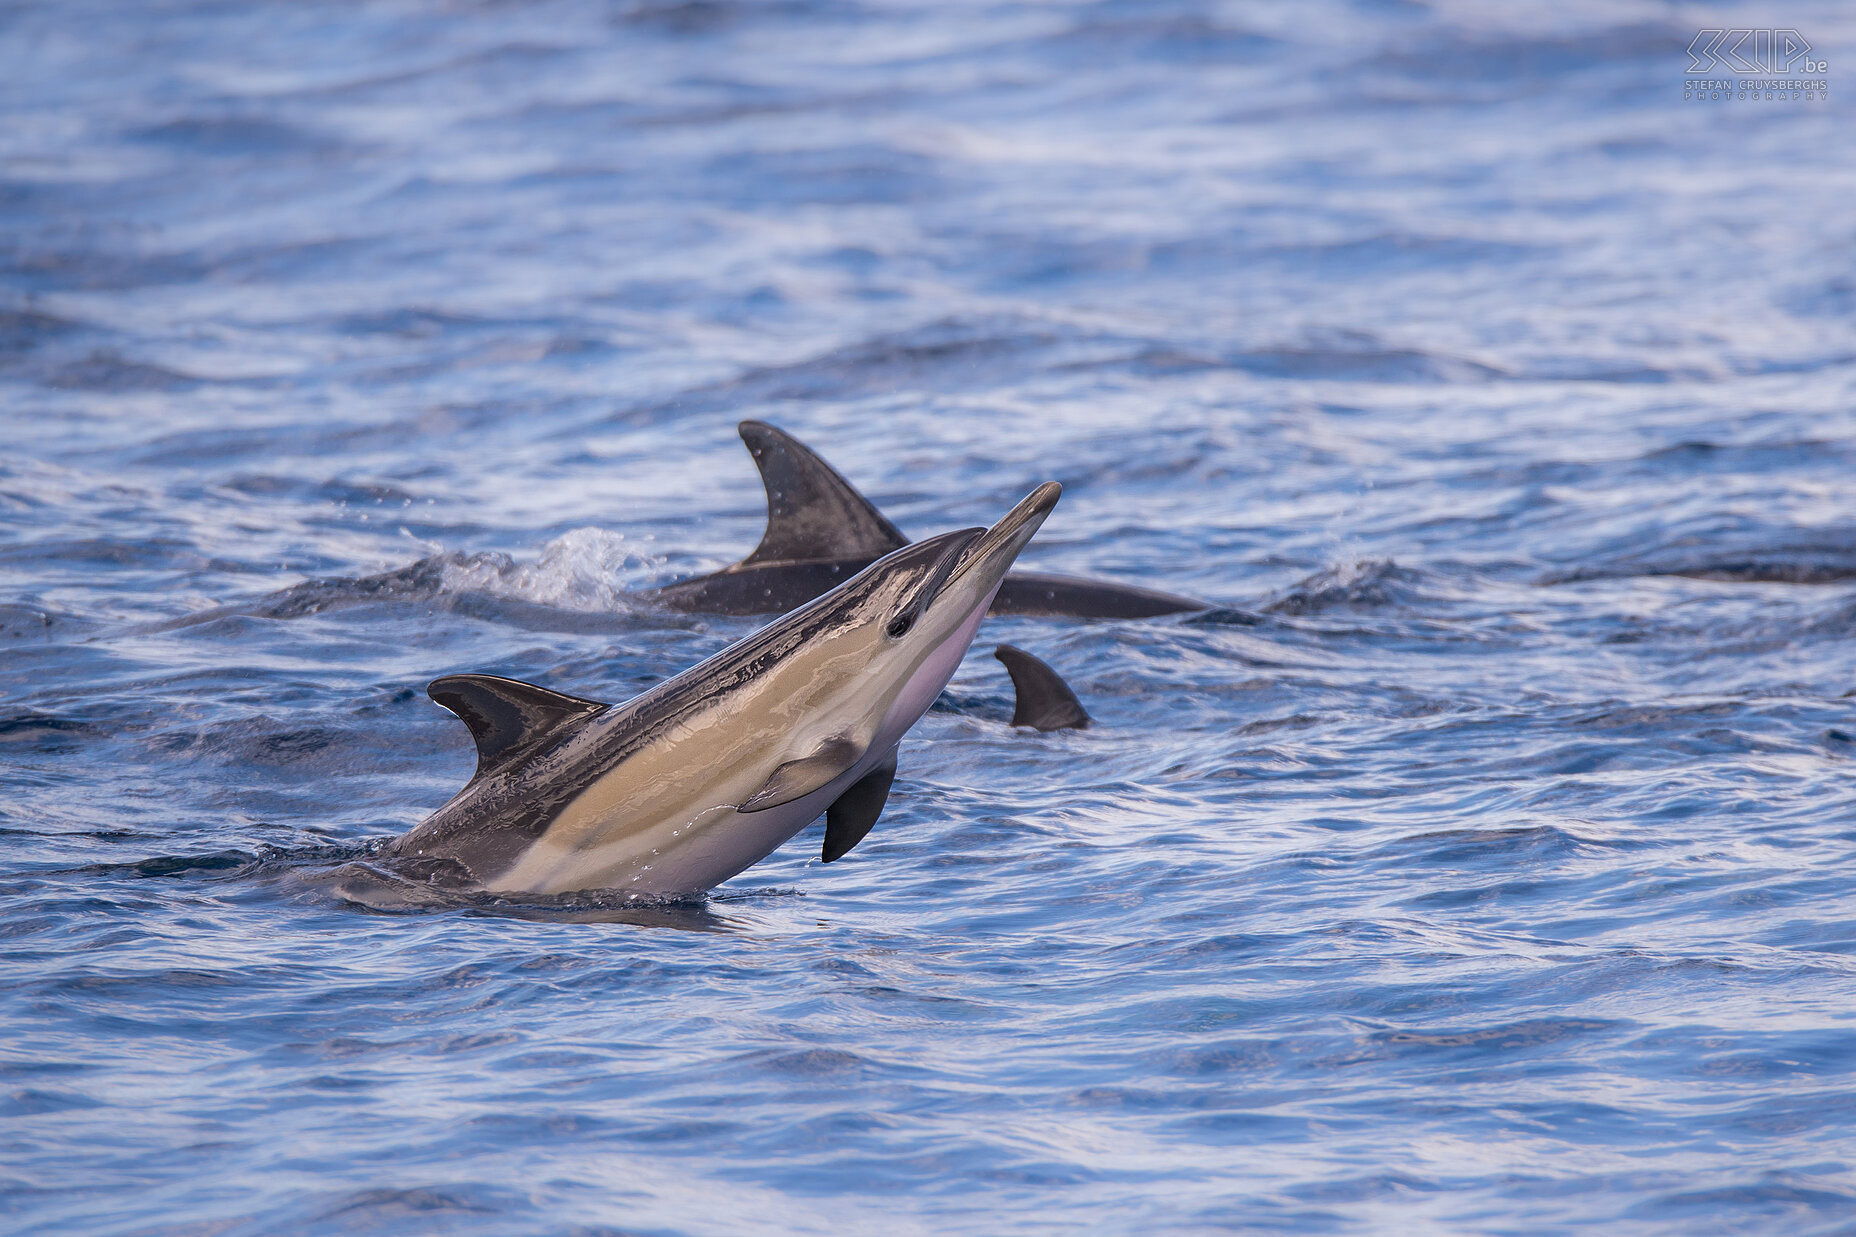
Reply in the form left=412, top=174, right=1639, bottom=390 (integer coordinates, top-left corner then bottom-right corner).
left=738, top=420, right=909, bottom=565
left=427, top=674, right=607, bottom=781
left=994, top=645, right=1092, bottom=731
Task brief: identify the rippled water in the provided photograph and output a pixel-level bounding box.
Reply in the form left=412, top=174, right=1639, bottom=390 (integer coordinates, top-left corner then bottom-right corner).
left=6, top=2, right=1856, bottom=1233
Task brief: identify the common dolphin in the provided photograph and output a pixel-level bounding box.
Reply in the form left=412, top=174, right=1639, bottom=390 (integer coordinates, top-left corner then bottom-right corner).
left=644, top=421, right=1205, bottom=619
left=373, top=483, right=1063, bottom=897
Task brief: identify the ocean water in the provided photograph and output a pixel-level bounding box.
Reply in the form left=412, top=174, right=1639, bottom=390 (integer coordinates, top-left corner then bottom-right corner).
left=4, top=1, right=1856, bottom=1232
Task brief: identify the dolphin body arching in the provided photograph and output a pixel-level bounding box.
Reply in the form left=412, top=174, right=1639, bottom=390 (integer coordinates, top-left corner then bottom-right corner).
left=643, top=421, right=1205, bottom=619
left=374, top=484, right=1063, bottom=897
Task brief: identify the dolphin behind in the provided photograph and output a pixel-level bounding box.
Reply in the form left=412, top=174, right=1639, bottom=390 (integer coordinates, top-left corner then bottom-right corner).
left=644, top=421, right=1204, bottom=619
left=377, top=484, right=1063, bottom=897
left=993, top=644, right=1091, bottom=731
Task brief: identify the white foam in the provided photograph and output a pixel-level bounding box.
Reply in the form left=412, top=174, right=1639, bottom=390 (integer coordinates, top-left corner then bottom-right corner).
left=436, top=528, right=665, bottom=611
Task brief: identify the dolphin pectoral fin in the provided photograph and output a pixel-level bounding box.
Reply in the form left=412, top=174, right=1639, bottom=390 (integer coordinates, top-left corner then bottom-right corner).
left=822, top=749, right=897, bottom=862
left=738, top=735, right=866, bottom=812
left=428, top=674, right=608, bottom=781
left=993, top=645, right=1092, bottom=731
left=737, top=421, right=909, bottom=565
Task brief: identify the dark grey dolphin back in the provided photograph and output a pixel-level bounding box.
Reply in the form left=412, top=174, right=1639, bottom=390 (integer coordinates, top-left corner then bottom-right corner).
left=739, top=420, right=908, bottom=565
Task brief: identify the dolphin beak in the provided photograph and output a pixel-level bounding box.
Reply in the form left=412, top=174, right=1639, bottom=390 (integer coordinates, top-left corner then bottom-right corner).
left=896, top=525, right=987, bottom=625
left=947, top=481, right=1062, bottom=593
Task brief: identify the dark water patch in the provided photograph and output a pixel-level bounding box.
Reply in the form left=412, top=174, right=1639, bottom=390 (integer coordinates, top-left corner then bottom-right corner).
left=1511, top=356, right=1714, bottom=384
left=617, top=0, right=865, bottom=38
left=0, top=711, right=104, bottom=750
left=1365, top=823, right=1634, bottom=868
left=1122, top=340, right=1504, bottom=383
left=11, top=843, right=368, bottom=891
left=1233, top=711, right=1328, bottom=737
left=0, top=307, right=84, bottom=355
left=1633, top=438, right=1855, bottom=476
left=1573, top=701, right=1751, bottom=733
left=306, top=1184, right=526, bottom=1225
left=1223, top=342, right=1504, bottom=383
left=146, top=718, right=361, bottom=769
left=210, top=236, right=380, bottom=287
left=1364, top=22, right=1685, bottom=86
left=130, top=116, right=337, bottom=156
left=928, top=685, right=1015, bottom=720
left=331, top=307, right=499, bottom=339
left=749, top=1047, right=875, bottom=1077
left=1263, top=559, right=1428, bottom=615
left=1051, top=12, right=1280, bottom=63
left=0, top=1088, right=105, bottom=1118
left=42, top=351, right=202, bottom=392
left=75, top=850, right=264, bottom=880
left=1285, top=1171, right=1442, bottom=1204
left=1627, top=1177, right=1856, bottom=1225
left=0, top=244, right=210, bottom=293
left=1249, top=233, right=1549, bottom=279
left=0, top=535, right=202, bottom=570
left=702, top=144, right=945, bottom=208
left=621, top=1, right=756, bottom=35
left=1538, top=502, right=1856, bottom=585
left=1781, top=276, right=1856, bottom=320
left=1548, top=557, right=1856, bottom=585
left=216, top=473, right=429, bottom=506
left=1181, top=606, right=1270, bottom=628
left=652, top=314, right=1100, bottom=412
left=1541, top=532, right=1856, bottom=586
left=1370, top=1017, right=1619, bottom=1056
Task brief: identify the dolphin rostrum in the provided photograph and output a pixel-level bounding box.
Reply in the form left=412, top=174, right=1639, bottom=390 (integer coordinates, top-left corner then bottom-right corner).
left=644, top=421, right=1204, bottom=619
left=375, top=483, right=1063, bottom=897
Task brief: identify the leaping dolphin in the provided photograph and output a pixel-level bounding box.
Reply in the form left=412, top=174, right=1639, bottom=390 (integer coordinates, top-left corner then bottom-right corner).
left=371, top=483, right=1063, bottom=897
left=644, top=421, right=1204, bottom=618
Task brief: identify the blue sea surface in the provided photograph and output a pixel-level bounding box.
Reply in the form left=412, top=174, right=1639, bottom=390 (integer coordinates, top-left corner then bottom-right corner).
left=5, top=2, right=1856, bottom=1232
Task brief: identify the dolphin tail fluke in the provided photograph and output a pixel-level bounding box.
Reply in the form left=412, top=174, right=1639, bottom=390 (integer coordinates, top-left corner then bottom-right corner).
left=993, top=645, right=1092, bottom=731
left=822, top=749, right=897, bottom=862
left=737, top=420, right=909, bottom=565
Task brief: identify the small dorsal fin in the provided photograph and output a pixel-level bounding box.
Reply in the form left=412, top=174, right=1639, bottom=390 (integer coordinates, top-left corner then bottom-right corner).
left=738, top=420, right=909, bottom=565
left=427, top=674, right=607, bottom=781
left=994, top=645, right=1092, bottom=731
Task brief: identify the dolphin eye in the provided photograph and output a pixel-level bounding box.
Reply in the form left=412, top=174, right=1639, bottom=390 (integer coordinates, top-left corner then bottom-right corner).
left=886, top=615, right=913, bottom=638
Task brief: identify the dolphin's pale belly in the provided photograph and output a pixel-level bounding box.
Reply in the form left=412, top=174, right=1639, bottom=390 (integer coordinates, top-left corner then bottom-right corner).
left=492, top=763, right=861, bottom=896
